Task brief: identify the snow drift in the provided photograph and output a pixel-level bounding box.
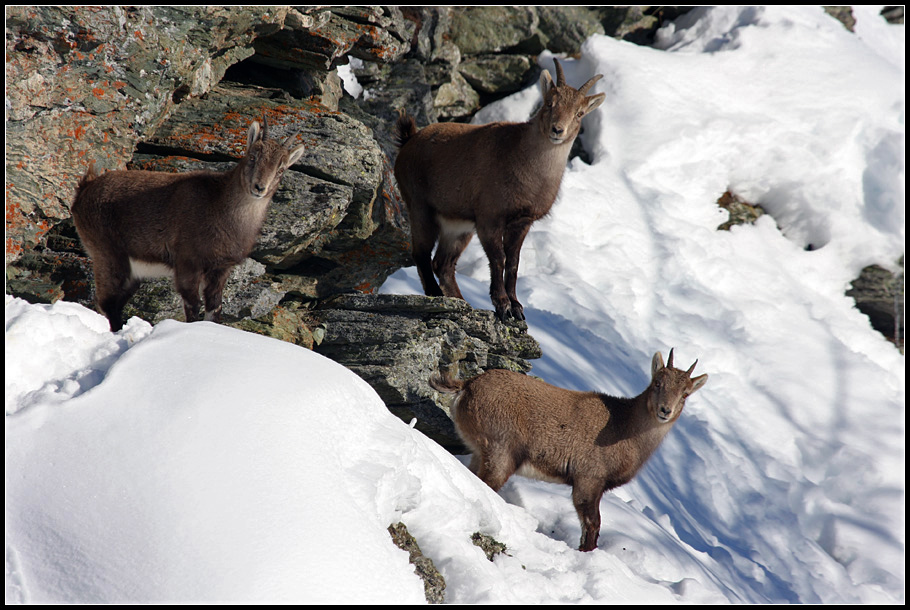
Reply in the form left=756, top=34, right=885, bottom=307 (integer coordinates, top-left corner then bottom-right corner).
left=6, top=5, right=904, bottom=604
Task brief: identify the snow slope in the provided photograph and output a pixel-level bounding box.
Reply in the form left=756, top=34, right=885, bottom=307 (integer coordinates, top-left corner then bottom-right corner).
left=6, top=5, right=904, bottom=604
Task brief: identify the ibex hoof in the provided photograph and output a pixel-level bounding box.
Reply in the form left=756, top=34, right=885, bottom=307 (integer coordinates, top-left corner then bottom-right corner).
left=494, top=303, right=525, bottom=323
left=511, top=304, right=525, bottom=321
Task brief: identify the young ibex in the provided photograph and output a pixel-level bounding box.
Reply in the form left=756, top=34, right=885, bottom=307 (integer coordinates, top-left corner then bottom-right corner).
left=394, top=59, right=605, bottom=321
left=71, top=118, right=305, bottom=331
left=430, top=349, right=708, bottom=552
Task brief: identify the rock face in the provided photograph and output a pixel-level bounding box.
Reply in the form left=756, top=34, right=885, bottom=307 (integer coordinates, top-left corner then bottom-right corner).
left=9, top=5, right=600, bottom=444
left=311, top=294, right=541, bottom=450
left=9, top=6, right=900, bottom=444
left=5, top=6, right=288, bottom=262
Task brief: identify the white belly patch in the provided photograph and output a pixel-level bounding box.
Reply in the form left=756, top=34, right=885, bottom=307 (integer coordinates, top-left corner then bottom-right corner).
left=129, top=258, right=174, bottom=280
left=516, top=462, right=566, bottom=485
left=437, top=216, right=475, bottom=237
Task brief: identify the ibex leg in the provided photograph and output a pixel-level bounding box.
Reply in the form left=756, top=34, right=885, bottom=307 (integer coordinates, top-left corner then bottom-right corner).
left=94, top=258, right=139, bottom=332
left=175, top=266, right=204, bottom=323
left=433, top=218, right=474, bottom=299
left=502, top=217, right=534, bottom=321
left=477, top=222, right=512, bottom=321
left=407, top=204, right=444, bottom=297
left=572, top=483, right=604, bottom=552
left=202, top=266, right=233, bottom=323
left=474, top=447, right=517, bottom=492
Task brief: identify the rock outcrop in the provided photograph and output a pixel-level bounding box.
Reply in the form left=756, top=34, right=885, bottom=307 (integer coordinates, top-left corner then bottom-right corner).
left=717, top=190, right=904, bottom=349
left=8, top=5, right=901, bottom=445
left=388, top=522, right=446, bottom=604
left=5, top=6, right=606, bottom=444
left=5, top=6, right=288, bottom=262
left=847, top=258, right=905, bottom=350
left=311, top=294, right=541, bottom=450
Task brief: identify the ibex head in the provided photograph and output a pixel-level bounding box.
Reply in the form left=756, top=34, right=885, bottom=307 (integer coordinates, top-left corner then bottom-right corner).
left=537, top=58, right=606, bottom=145
left=242, top=116, right=305, bottom=200
left=647, top=348, right=709, bottom=424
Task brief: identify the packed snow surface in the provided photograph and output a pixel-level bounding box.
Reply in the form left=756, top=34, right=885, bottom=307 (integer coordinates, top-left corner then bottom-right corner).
left=6, top=6, right=904, bottom=604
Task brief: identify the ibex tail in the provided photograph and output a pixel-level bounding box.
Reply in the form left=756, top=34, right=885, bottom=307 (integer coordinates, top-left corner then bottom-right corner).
left=394, top=108, right=419, bottom=149
left=429, top=372, right=464, bottom=394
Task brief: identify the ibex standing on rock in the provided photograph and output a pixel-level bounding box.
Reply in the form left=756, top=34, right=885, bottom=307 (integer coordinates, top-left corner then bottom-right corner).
left=430, top=349, right=708, bottom=552
left=394, top=59, right=605, bottom=321
left=71, top=118, right=305, bottom=331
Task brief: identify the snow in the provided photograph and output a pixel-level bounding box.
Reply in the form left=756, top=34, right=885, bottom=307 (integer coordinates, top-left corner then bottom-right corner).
left=6, top=5, right=904, bottom=604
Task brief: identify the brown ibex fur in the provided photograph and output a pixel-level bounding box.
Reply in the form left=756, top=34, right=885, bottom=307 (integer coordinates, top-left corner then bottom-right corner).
left=71, top=118, right=305, bottom=331
left=394, top=59, right=605, bottom=321
left=430, top=349, right=708, bottom=552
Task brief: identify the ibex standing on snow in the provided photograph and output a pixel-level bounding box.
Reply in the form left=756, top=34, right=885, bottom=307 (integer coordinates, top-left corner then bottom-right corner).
left=430, top=349, right=708, bottom=552
left=394, top=59, right=605, bottom=321
left=71, top=118, right=305, bottom=331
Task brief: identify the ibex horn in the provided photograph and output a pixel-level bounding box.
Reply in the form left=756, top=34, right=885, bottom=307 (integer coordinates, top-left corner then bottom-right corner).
left=283, top=127, right=302, bottom=147
left=553, top=58, right=566, bottom=87
left=667, top=347, right=675, bottom=369
left=578, top=74, right=603, bottom=95
left=686, top=360, right=699, bottom=376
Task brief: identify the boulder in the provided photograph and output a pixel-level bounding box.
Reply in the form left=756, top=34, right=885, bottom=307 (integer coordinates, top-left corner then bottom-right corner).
left=847, top=258, right=905, bottom=349
left=310, top=294, right=542, bottom=450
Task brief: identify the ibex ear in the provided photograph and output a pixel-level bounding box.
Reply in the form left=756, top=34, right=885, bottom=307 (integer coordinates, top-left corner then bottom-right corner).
left=690, top=374, right=708, bottom=394
left=287, top=145, right=305, bottom=168
left=651, top=351, right=665, bottom=377
left=247, top=122, right=262, bottom=150
left=583, top=93, right=605, bottom=115
left=539, top=68, right=554, bottom=97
